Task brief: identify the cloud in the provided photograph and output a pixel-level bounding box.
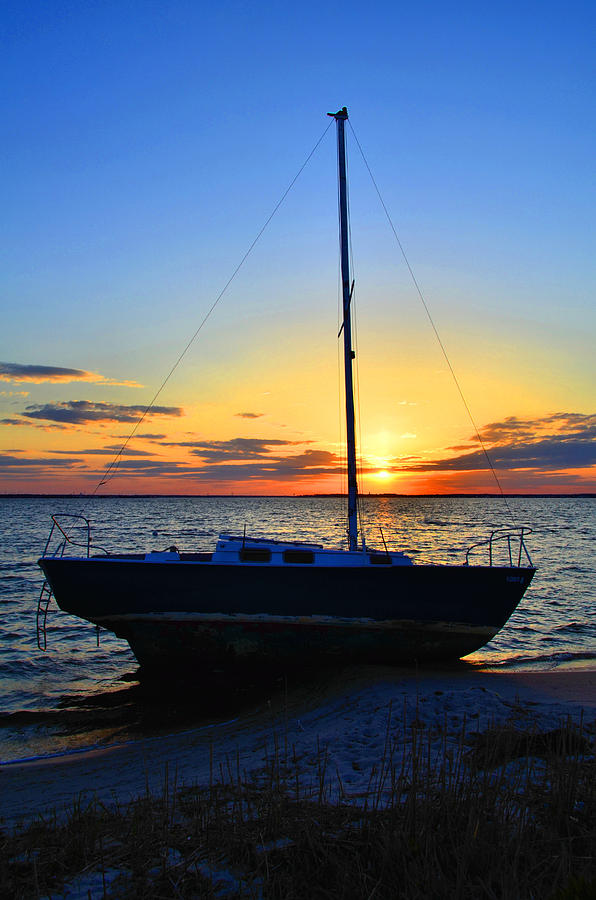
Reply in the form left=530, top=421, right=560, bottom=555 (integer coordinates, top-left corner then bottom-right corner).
left=48, top=445, right=158, bottom=456
left=400, top=439, right=595, bottom=472
left=475, top=412, right=596, bottom=445
left=1, top=415, right=67, bottom=430
left=0, top=454, right=81, bottom=469
left=0, top=362, right=142, bottom=387
left=21, top=401, right=184, bottom=425
left=0, top=434, right=337, bottom=485
left=95, top=459, right=194, bottom=473
left=78, top=446, right=342, bottom=483
left=397, top=412, right=596, bottom=474
left=186, top=448, right=341, bottom=482
left=106, top=432, right=167, bottom=441
left=191, top=438, right=305, bottom=462
left=6, top=407, right=592, bottom=490
left=235, top=412, right=263, bottom=419
left=160, top=437, right=304, bottom=461
left=0, top=442, right=347, bottom=484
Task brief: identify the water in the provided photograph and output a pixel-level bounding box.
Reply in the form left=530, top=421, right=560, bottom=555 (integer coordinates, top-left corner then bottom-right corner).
left=1, top=495, right=594, bottom=762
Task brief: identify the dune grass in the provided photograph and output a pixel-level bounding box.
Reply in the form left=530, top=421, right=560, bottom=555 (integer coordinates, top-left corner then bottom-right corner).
left=1, top=717, right=594, bottom=899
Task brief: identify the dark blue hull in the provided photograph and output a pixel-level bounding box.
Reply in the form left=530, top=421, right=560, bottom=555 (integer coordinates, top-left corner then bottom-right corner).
left=39, top=556, right=535, bottom=670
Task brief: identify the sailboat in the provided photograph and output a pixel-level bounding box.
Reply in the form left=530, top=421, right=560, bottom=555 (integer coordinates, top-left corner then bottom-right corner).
left=37, top=108, right=535, bottom=673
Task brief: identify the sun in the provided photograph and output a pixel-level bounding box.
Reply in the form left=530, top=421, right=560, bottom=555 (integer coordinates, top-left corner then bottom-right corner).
left=364, top=452, right=397, bottom=486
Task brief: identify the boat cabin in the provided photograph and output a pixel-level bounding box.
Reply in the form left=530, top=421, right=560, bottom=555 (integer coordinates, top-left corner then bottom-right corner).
left=142, top=535, right=413, bottom=567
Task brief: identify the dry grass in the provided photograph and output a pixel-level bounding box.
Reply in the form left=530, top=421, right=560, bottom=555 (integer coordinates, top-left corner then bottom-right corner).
left=1, top=718, right=594, bottom=899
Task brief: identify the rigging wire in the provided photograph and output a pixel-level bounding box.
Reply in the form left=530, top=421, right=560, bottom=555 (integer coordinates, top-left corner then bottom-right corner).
left=348, top=121, right=515, bottom=521
left=92, top=118, right=335, bottom=493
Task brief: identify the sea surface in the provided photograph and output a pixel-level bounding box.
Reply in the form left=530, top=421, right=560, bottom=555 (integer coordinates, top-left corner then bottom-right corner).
left=0, top=495, right=594, bottom=763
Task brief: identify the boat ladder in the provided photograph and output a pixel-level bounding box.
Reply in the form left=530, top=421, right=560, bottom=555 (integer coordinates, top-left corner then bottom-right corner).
left=37, top=580, right=53, bottom=651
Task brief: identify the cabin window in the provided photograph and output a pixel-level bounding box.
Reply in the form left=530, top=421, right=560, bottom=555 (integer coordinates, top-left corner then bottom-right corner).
left=283, top=550, right=314, bottom=564
left=240, top=548, right=271, bottom=562
left=369, top=554, right=392, bottom=565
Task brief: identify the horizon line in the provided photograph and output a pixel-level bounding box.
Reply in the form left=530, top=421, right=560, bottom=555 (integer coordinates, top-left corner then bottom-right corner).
left=1, top=492, right=595, bottom=499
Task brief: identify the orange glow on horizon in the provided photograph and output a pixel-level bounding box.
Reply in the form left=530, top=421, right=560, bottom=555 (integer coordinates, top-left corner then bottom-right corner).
left=2, top=463, right=594, bottom=496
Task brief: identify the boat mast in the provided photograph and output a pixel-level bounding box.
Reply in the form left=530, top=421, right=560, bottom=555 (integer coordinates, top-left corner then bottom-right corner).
left=329, top=107, right=359, bottom=551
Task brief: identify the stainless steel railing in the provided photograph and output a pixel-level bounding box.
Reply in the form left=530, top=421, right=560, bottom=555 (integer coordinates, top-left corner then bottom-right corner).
left=38, top=514, right=98, bottom=650
left=465, top=526, right=534, bottom=567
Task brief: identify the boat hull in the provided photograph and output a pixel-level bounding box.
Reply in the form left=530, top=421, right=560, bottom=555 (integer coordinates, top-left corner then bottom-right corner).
left=39, top=556, right=535, bottom=671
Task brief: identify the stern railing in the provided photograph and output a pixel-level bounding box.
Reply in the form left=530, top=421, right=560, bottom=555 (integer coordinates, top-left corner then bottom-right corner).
left=37, top=514, right=99, bottom=651
left=465, top=526, right=533, bottom=568
left=42, top=513, right=92, bottom=559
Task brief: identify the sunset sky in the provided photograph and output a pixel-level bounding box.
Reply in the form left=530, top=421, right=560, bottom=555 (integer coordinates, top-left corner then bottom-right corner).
left=2, top=1, right=595, bottom=495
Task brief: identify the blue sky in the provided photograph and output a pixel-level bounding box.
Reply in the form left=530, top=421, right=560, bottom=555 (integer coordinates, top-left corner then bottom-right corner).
left=2, top=0, right=595, bottom=493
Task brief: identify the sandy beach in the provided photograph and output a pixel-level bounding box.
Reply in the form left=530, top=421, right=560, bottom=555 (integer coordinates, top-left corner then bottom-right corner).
left=1, top=665, right=594, bottom=830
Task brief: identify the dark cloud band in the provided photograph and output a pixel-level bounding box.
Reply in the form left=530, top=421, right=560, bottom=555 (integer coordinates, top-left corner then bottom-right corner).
left=0, top=362, right=142, bottom=387
left=22, top=401, right=183, bottom=425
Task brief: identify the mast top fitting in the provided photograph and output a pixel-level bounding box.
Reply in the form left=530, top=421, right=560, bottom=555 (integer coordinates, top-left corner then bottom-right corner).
left=328, top=107, right=348, bottom=120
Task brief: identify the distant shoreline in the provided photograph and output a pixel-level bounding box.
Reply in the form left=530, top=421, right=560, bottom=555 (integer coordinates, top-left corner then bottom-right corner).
left=1, top=493, right=595, bottom=500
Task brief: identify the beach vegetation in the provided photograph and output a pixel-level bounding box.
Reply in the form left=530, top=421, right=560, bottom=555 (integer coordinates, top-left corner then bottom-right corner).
left=0, top=717, right=594, bottom=898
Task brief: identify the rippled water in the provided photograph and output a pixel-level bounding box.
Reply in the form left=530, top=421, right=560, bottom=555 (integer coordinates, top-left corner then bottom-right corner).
left=0, top=495, right=594, bottom=761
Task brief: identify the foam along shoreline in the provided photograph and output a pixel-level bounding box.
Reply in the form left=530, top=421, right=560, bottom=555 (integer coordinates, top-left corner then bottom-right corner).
left=1, top=665, right=594, bottom=829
